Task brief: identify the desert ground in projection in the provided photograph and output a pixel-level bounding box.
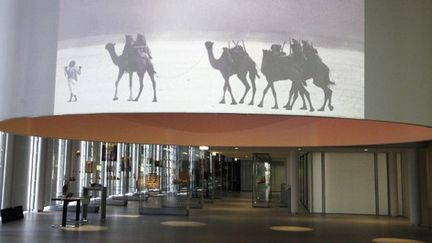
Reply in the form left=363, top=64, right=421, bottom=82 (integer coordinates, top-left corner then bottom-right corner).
left=55, top=34, right=364, bottom=119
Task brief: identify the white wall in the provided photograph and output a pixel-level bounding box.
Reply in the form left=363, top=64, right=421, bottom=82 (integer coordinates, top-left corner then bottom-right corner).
left=0, top=0, right=58, bottom=121
left=271, top=161, right=285, bottom=192
left=365, top=0, right=432, bottom=126
left=324, top=153, right=375, bottom=214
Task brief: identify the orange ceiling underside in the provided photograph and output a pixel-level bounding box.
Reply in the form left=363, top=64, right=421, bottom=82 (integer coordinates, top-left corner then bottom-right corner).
left=0, top=113, right=431, bottom=147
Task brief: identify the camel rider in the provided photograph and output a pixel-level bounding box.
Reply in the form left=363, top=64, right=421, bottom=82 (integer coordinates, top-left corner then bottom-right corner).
left=301, top=40, right=322, bottom=63
left=133, top=33, right=156, bottom=73
left=122, top=35, right=135, bottom=57
left=290, top=39, right=306, bottom=65
left=133, top=33, right=152, bottom=60
left=301, top=40, right=317, bottom=55
left=270, top=44, right=286, bottom=57
left=290, top=39, right=308, bottom=86
left=121, top=35, right=136, bottom=68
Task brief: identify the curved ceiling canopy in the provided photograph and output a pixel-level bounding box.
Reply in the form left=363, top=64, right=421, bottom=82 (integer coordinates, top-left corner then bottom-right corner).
left=0, top=114, right=431, bottom=147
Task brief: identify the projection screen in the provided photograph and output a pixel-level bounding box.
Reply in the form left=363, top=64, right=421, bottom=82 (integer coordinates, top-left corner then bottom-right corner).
left=54, top=0, right=364, bottom=119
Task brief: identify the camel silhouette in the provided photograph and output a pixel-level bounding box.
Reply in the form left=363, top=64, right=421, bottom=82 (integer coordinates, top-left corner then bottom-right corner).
left=299, top=40, right=334, bottom=111
left=258, top=49, right=314, bottom=111
left=205, top=41, right=259, bottom=105
left=105, top=42, right=157, bottom=102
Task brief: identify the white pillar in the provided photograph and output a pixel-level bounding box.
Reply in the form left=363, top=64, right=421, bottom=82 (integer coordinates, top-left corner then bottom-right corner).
left=388, top=152, right=398, bottom=217
left=1, top=134, right=14, bottom=209
left=406, top=149, right=420, bottom=225
left=1, top=135, right=32, bottom=210
left=36, top=138, right=52, bottom=211
left=0, top=0, right=17, bottom=113
left=290, top=151, right=299, bottom=215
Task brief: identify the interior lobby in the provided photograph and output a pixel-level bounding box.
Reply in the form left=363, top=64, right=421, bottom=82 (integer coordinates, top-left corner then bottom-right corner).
left=1, top=0, right=432, bottom=243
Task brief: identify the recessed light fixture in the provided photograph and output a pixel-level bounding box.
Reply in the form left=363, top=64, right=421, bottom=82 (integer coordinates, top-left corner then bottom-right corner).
left=234, top=147, right=239, bottom=150
left=161, top=221, right=207, bottom=227
left=234, top=158, right=238, bottom=161
left=298, top=148, right=302, bottom=151
left=364, top=148, right=369, bottom=152
left=61, top=225, right=108, bottom=232
left=199, top=145, right=209, bottom=151
left=372, top=238, right=425, bottom=243
left=269, top=226, right=313, bottom=232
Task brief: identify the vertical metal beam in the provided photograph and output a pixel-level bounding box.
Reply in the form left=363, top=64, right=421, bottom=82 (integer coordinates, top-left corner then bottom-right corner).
left=374, top=152, right=379, bottom=215
left=290, top=151, right=299, bottom=214
left=386, top=152, right=391, bottom=216
left=321, top=152, right=326, bottom=214
left=310, top=153, right=314, bottom=213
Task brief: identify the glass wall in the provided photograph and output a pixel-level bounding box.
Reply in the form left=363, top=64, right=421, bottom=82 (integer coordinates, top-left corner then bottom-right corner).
left=42, top=139, right=206, bottom=214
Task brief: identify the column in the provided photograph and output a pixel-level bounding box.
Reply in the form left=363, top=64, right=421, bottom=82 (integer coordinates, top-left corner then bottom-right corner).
left=1, top=134, right=32, bottom=210
left=1, top=134, right=14, bottom=208
left=388, top=152, right=398, bottom=217
left=36, top=138, right=53, bottom=211
left=0, top=0, right=17, bottom=115
left=289, top=151, right=299, bottom=215
left=406, top=149, right=420, bottom=226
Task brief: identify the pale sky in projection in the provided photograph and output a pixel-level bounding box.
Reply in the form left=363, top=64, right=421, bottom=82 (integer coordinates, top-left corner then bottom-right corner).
left=59, top=0, right=363, bottom=43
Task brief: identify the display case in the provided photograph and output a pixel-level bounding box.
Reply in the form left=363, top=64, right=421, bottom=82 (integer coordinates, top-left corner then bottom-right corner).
left=212, top=154, right=223, bottom=199
left=252, top=153, right=272, bottom=208
left=201, top=151, right=214, bottom=202
left=139, top=145, right=194, bottom=215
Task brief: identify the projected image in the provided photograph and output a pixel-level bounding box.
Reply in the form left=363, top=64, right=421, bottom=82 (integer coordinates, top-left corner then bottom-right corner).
left=55, top=0, right=364, bottom=119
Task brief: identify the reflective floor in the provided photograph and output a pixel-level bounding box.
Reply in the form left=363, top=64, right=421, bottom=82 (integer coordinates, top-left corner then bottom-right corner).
left=1, top=193, right=431, bottom=243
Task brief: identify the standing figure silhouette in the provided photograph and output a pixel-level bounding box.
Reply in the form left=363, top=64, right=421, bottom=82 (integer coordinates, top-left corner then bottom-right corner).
left=64, top=60, right=81, bottom=102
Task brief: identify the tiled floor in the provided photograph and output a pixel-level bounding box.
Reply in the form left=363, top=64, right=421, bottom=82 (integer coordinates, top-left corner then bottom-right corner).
left=1, top=193, right=431, bottom=243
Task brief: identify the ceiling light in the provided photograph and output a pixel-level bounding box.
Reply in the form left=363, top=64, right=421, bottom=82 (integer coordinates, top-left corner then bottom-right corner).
left=199, top=146, right=209, bottom=151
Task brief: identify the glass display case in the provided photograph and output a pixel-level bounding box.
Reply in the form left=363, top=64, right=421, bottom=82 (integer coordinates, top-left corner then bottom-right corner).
left=201, top=151, right=214, bottom=202
left=139, top=145, right=195, bottom=215
left=49, top=140, right=205, bottom=215
left=252, top=153, right=272, bottom=208
left=212, top=154, right=223, bottom=199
